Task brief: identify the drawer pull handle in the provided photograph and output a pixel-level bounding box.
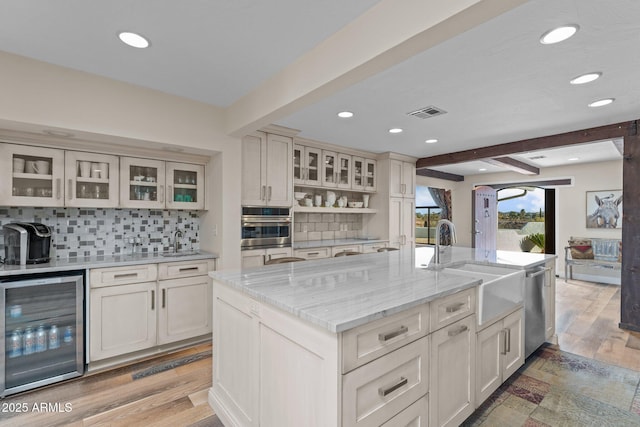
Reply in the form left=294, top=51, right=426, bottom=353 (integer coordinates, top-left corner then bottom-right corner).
left=448, top=324, right=468, bottom=337
left=445, top=302, right=465, bottom=313
left=178, top=267, right=200, bottom=272
left=114, top=273, right=138, bottom=279
left=378, top=376, right=408, bottom=397
left=378, top=325, right=409, bottom=342
left=308, top=252, right=320, bottom=256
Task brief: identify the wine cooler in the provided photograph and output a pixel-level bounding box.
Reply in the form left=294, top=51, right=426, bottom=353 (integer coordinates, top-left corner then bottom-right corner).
left=1, top=271, right=84, bottom=397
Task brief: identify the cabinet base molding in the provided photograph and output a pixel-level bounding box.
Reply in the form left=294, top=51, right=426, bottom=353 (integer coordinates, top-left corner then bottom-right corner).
left=87, top=335, right=210, bottom=373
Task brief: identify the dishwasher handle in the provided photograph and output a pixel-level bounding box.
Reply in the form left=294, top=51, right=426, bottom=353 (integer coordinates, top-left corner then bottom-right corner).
left=526, top=266, right=551, bottom=278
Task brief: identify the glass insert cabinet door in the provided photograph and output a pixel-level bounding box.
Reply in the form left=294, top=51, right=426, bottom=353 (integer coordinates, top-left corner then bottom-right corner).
left=352, top=157, right=365, bottom=191
left=64, top=151, right=119, bottom=208
left=166, top=162, right=205, bottom=210
left=337, top=153, right=352, bottom=189
left=120, top=157, right=167, bottom=209
left=0, top=143, right=65, bottom=207
left=322, top=151, right=337, bottom=187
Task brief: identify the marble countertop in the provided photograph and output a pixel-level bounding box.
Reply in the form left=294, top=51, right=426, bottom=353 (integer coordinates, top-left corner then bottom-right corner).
left=292, top=238, right=388, bottom=249
left=0, top=250, right=218, bottom=277
left=210, top=246, right=556, bottom=333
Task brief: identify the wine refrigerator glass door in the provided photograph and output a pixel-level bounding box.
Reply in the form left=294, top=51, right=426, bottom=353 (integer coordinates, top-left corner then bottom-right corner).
left=1, top=274, right=84, bottom=397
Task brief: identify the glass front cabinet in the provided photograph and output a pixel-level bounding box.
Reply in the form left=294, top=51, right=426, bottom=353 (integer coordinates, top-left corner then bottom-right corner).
left=293, top=144, right=321, bottom=186
left=166, top=162, right=205, bottom=210
left=120, top=157, right=204, bottom=210
left=64, top=151, right=119, bottom=208
left=321, top=151, right=338, bottom=188
left=0, top=144, right=65, bottom=207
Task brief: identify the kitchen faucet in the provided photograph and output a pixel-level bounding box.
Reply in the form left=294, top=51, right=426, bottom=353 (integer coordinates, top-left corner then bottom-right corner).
left=434, top=219, right=457, bottom=265
left=174, top=229, right=183, bottom=253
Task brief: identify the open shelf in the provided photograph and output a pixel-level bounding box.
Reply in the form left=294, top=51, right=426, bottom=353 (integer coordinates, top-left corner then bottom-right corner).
left=293, top=206, right=377, bottom=214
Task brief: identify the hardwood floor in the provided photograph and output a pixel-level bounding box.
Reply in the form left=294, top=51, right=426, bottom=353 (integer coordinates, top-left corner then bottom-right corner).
left=0, top=343, right=219, bottom=427
left=2, top=279, right=640, bottom=426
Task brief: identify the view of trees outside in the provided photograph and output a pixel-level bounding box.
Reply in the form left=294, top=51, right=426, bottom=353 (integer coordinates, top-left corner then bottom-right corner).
left=497, top=187, right=546, bottom=252
left=416, top=208, right=442, bottom=245
left=415, top=186, right=441, bottom=245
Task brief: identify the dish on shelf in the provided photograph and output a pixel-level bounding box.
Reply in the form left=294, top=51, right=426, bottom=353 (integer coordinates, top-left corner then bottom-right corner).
left=348, top=202, right=363, bottom=208
left=294, top=192, right=307, bottom=200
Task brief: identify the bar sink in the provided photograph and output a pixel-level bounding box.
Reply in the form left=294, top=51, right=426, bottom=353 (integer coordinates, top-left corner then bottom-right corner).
left=160, top=250, right=201, bottom=258
left=442, top=263, right=525, bottom=327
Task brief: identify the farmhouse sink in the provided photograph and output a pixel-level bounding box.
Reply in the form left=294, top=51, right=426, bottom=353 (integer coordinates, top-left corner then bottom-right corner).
left=442, top=263, right=525, bottom=327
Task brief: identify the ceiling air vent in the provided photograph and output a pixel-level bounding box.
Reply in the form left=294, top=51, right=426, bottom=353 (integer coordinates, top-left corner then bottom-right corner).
left=407, top=105, right=447, bottom=119
left=528, top=155, right=546, bottom=160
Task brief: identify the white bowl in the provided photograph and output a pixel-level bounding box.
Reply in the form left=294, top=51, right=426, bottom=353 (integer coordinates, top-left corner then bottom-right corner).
left=294, top=192, right=306, bottom=200
left=348, top=202, right=364, bottom=208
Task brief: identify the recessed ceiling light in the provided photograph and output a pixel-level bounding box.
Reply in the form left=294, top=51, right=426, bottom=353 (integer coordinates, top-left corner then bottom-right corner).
left=425, top=139, right=438, bottom=144
left=337, top=111, right=354, bottom=118
left=570, top=72, right=602, bottom=85
left=388, top=128, right=403, bottom=134
left=479, top=168, right=487, bottom=172
left=540, top=25, right=579, bottom=44
left=118, top=31, right=150, bottom=48
left=568, top=157, right=579, bottom=161
left=588, top=98, right=615, bottom=108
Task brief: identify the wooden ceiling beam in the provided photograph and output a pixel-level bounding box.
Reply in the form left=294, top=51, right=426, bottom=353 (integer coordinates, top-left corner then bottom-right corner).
left=416, top=168, right=464, bottom=182
left=416, top=120, right=637, bottom=169
left=485, top=156, right=539, bottom=175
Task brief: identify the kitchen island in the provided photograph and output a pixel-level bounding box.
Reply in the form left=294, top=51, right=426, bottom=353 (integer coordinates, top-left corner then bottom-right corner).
left=208, top=247, right=555, bottom=427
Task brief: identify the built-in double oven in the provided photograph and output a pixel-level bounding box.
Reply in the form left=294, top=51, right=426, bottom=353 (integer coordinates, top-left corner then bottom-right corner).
left=241, top=207, right=291, bottom=250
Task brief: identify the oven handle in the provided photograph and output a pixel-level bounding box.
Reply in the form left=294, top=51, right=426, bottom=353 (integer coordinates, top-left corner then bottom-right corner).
left=242, top=219, right=291, bottom=225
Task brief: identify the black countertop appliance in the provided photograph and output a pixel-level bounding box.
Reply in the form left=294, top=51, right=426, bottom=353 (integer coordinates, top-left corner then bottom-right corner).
left=3, top=222, right=52, bottom=265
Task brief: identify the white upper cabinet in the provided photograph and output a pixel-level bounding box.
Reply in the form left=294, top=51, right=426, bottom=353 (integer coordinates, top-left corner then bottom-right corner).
left=321, top=150, right=338, bottom=188
left=293, top=144, right=321, bottom=186
left=120, top=157, right=167, bottom=209
left=364, top=158, right=377, bottom=192
left=389, top=160, right=415, bottom=198
left=65, top=151, right=119, bottom=208
left=336, top=153, right=352, bottom=189
left=241, top=132, right=293, bottom=207
left=0, top=143, right=65, bottom=207
left=166, top=162, right=205, bottom=210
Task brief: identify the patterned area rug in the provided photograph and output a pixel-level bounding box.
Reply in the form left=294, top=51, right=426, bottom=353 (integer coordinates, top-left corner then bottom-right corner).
left=463, top=344, right=640, bottom=426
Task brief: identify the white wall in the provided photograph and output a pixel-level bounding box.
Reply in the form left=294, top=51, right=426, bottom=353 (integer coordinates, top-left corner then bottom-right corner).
left=417, top=159, right=623, bottom=279
left=0, top=51, right=242, bottom=269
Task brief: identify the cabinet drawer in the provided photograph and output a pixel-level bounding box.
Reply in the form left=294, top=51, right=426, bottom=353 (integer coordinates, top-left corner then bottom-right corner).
left=362, top=242, right=388, bottom=253
left=158, top=259, right=216, bottom=280
left=294, top=247, right=331, bottom=260
left=342, top=337, right=429, bottom=427
left=332, top=245, right=363, bottom=257
left=381, top=394, right=428, bottom=427
left=342, top=304, right=429, bottom=373
left=90, top=264, right=158, bottom=288
left=430, top=288, right=475, bottom=332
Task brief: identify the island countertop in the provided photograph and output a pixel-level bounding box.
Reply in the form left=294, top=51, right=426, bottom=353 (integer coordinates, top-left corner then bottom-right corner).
left=210, top=247, right=555, bottom=333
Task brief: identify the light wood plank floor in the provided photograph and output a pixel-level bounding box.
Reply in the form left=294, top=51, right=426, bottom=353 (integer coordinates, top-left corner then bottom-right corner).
left=2, top=278, right=640, bottom=426
left=0, top=343, right=219, bottom=427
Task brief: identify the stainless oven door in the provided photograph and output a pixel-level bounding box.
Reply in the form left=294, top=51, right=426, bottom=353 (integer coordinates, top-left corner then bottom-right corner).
left=241, top=216, right=291, bottom=249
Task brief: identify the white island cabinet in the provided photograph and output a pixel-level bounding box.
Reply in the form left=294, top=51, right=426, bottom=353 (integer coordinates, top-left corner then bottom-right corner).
left=209, top=248, right=552, bottom=426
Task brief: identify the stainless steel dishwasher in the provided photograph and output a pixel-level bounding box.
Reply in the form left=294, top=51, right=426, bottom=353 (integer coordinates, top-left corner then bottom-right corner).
left=524, top=265, right=550, bottom=358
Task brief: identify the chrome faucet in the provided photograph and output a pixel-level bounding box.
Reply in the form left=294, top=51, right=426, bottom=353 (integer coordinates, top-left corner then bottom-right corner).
left=173, top=229, right=183, bottom=253
left=435, top=219, right=457, bottom=264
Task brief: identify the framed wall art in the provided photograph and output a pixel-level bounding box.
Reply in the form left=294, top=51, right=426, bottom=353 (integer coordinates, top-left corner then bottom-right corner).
left=586, top=189, right=622, bottom=229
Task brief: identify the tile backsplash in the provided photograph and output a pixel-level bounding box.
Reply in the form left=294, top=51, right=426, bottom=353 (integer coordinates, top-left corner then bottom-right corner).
left=293, top=212, right=362, bottom=241
left=0, top=207, right=200, bottom=259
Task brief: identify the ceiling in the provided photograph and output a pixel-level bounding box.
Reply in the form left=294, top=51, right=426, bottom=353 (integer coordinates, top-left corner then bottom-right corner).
left=0, top=0, right=636, bottom=176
